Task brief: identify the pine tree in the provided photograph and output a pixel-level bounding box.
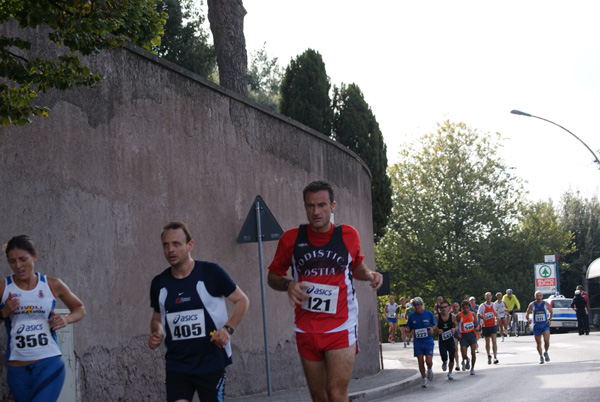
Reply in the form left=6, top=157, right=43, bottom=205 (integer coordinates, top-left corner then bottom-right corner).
left=332, top=83, right=392, bottom=242
left=279, top=49, right=332, bottom=135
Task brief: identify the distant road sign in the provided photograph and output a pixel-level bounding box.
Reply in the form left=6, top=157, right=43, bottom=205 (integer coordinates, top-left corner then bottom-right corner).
left=535, top=263, right=557, bottom=294
left=237, top=196, right=283, bottom=244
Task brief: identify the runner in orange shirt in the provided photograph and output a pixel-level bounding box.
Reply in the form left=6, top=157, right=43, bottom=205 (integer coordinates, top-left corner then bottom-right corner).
left=457, top=300, right=479, bottom=375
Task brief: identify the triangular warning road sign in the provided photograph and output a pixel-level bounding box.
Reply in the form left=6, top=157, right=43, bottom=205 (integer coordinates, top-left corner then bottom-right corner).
left=237, top=196, right=283, bottom=244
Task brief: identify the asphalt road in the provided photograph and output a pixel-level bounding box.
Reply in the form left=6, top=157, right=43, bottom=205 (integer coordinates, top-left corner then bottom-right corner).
left=372, top=331, right=600, bottom=402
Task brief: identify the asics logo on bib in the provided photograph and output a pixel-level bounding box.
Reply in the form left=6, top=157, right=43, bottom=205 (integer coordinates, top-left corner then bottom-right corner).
left=172, top=314, right=198, bottom=324
left=17, top=324, right=44, bottom=334
left=306, top=286, right=333, bottom=296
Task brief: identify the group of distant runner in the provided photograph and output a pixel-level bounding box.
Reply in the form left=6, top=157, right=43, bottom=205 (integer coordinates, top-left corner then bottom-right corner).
left=385, top=289, right=554, bottom=388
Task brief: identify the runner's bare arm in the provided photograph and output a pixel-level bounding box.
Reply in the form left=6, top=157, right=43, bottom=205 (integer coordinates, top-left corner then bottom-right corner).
left=149, top=311, right=164, bottom=350
left=352, top=262, right=383, bottom=290
left=267, top=270, right=308, bottom=306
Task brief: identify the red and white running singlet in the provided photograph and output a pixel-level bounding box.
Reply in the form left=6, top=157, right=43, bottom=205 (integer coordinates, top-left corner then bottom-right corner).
left=479, top=302, right=497, bottom=328
left=269, top=224, right=364, bottom=334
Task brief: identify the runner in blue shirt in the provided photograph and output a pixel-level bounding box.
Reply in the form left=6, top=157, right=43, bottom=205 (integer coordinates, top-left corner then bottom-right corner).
left=407, top=297, right=436, bottom=388
left=525, top=291, right=553, bottom=364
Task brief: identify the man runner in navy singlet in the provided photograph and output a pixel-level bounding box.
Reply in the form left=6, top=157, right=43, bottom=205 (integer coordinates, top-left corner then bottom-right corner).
left=149, top=221, right=250, bottom=402
left=268, top=181, right=383, bottom=402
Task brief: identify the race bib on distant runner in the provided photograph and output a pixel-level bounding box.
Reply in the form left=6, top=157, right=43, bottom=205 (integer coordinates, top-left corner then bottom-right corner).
left=167, top=309, right=206, bottom=341
left=534, top=311, right=546, bottom=322
left=441, top=330, right=453, bottom=341
left=463, top=322, right=474, bottom=331
left=415, top=328, right=428, bottom=339
left=484, top=312, right=494, bottom=320
left=302, top=282, right=339, bottom=314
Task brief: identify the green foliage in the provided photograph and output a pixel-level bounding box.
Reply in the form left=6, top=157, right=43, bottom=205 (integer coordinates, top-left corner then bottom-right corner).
left=278, top=48, right=332, bottom=135
left=332, top=83, right=392, bottom=243
left=559, top=192, right=600, bottom=302
left=376, top=121, right=527, bottom=303
left=156, top=0, right=215, bottom=78
left=247, top=42, right=282, bottom=111
left=1, top=0, right=166, bottom=126
left=482, top=200, right=575, bottom=302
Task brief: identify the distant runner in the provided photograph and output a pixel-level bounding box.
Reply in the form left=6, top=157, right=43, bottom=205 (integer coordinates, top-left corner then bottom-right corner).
left=436, top=301, right=457, bottom=380
left=478, top=292, right=499, bottom=365
left=407, top=297, right=436, bottom=388
left=457, top=300, right=479, bottom=375
left=451, top=302, right=461, bottom=371
left=494, top=292, right=509, bottom=341
left=397, top=297, right=410, bottom=347
left=525, top=291, right=553, bottom=364
left=385, top=296, right=398, bottom=343
left=468, top=296, right=480, bottom=353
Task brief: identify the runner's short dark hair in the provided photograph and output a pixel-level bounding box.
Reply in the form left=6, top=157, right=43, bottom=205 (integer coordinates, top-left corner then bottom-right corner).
left=303, top=181, right=334, bottom=203
left=161, top=221, right=192, bottom=243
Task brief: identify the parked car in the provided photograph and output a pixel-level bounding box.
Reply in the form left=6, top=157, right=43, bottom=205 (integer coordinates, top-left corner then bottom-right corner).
left=545, top=294, right=577, bottom=332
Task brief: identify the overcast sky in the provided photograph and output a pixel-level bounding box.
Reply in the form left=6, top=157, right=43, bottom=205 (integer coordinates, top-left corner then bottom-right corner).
left=239, top=0, right=600, bottom=204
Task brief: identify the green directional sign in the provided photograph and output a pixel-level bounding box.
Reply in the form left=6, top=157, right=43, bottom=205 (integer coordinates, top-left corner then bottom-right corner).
left=534, top=262, right=558, bottom=295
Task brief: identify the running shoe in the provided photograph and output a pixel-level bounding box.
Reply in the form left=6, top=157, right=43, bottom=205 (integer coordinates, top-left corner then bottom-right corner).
left=404, top=342, right=407, bottom=348
left=455, top=363, right=460, bottom=371
left=465, top=357, right=470, bottom=370
left=388, top=336, right=392, bottom=343
left=442, top=361, right=447, bottom=371
left=427, top=367, right=433, bottom=381
left=422, top=378, right=429, bottom=388
left=470, top=367, right=475, bottom=375
left=488, top=355, right=492, bottom=365
left=539, top=356, right=544, bottom=364
left=461, top=361, right=466, bottom=371
left=448, top=372, right=454, bottom=380
left=494, top=357, right=499, bottom=364
left=544, top=352, right=550, bottom=362
left=501, top=335, right=505, bottom=342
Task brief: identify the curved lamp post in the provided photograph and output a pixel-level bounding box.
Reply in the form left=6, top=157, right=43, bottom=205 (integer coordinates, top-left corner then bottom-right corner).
left=510, top=109, right=600, bottom=168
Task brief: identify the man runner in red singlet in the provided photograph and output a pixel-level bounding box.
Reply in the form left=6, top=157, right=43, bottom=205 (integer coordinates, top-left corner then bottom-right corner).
left=267, top=181, right=383, bottom=402
left=478, top=292, right=499, bottom=364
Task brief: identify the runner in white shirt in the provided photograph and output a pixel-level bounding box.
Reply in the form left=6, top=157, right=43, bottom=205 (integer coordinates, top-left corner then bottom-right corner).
left=385, top=296, right=399, bottom=343
left=494, top=292, right=509, bottom=342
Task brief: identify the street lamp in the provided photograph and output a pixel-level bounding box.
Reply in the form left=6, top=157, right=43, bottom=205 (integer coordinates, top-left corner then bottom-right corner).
left=510, top=109, right=600, bottom=168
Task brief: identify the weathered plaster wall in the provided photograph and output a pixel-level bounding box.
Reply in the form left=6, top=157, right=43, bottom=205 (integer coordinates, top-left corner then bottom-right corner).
left=0, top=21, right=380, bottom=401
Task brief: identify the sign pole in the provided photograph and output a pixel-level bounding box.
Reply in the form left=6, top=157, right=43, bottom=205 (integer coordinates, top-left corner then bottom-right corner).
left=255, top=200, right=273, bottom=396
left=555, top=256, right=561, bottom=295
left=237, top=195, right=282, bottom=397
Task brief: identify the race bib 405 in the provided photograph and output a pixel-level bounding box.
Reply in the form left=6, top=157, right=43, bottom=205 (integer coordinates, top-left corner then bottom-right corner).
left=167, top=309, right=206, bottom=341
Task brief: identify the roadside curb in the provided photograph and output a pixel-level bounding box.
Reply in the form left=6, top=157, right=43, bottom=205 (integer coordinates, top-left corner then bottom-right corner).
left=349, top=371, right=422, bottom=401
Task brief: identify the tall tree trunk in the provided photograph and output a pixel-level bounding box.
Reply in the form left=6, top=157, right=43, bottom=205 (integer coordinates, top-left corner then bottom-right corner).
left=207, top=0, right=248, bottom=96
